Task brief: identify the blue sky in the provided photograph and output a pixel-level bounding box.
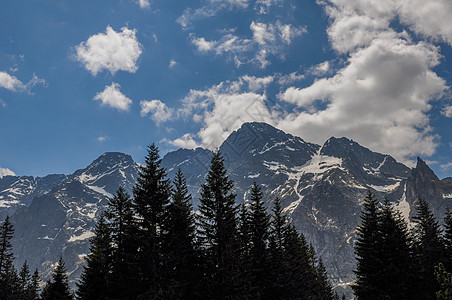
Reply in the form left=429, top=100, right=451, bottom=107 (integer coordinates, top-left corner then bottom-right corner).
left=0, top=0, right=451, bottom=178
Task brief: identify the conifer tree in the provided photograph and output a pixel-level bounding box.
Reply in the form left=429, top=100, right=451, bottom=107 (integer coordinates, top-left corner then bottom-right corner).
left=197, top=150, right=241, bottom=299
left=444, top=209, right=452, bottom=270
left=163, top=168, right=197, bottom=298
left=353, top=191, right=383, bottom=300
left=76, top=214, right=112, bottom=300
left=18, top=261, right=31, bottom=298
left=106, top=187, right=140, bottom=298
left=435, top=262, right=452, bottom=300
left=412, top=198, right=445, bottom=299
left=0, top=216, right=19, bottom=298
left=377, top=199, right=413, bottom=299
left=28, top=269, right=41, bottom=300
left=132, top=144, right=171, bottom=295
left=267, top=197, right=288, bottom=299
left=41, top=256, right=73, bottom=300
left=313, top=257, right=336, bottom=300
left=248, top=182, right=270, bottom=298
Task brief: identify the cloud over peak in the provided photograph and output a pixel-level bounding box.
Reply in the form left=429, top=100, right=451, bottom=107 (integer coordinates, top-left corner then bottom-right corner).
left=76, top=26, right=142, bottom=76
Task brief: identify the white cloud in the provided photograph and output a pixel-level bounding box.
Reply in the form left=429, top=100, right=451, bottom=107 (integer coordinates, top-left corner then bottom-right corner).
left=277, top=72, right=305, bottom=85
left=0, top=167, right=15, bottom=178
left=441, top=162, right=452, bottom=171
left=191, top=21, right=306, bottom=68
left=242, top=75, right=274, bottom=92
left=443, top=105, right=452, bottom=118
left=97, top=136, right=108, bottom=143
left=169, top=59, right=177, bottom=68
left=76, top=26, right=142, bottom=76
left=168, top=133, right=201, bottom=149
left=177, top=0, right=249, bottom=30
left=94, top=83, right=132, bottom=111
left=140, top=99, right=174, bottom=125
left=0, top=71, right=25, bottom=91
left=0, top=99, right=6, bottom=108
left=254, top=0, right=283, bottom=14
left=276, top=0, right=448, bottom=163
left=138, top=0, right=150, bottom=9
left=310, top=61, right=330, bottom=75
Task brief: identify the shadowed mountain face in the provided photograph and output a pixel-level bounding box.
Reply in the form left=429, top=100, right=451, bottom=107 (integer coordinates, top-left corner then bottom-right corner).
left=2, top=122, right=451, bottom=286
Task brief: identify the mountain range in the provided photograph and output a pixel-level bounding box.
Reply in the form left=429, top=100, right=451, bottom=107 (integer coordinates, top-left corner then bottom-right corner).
left=1, top=122, right=451, bottom=288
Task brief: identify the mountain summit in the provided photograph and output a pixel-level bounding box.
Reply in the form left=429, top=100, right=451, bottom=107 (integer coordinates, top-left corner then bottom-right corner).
left=1, top=122, right=450, bottom=286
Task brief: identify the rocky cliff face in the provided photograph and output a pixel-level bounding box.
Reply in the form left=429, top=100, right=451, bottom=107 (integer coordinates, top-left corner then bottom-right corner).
left=3, top=122, right=451, bottom=287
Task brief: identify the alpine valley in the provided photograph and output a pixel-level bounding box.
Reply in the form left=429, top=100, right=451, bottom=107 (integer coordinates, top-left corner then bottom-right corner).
left=1, top=122, right=451, bottom=288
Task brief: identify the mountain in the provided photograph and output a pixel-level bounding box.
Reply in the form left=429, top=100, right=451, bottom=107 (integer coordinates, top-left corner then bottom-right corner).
left=4, top=122, right=451, bottom=288
left=9, top=152, right=139, bottom=284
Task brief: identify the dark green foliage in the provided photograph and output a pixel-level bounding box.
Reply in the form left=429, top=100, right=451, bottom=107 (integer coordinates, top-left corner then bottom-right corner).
left=412, top=198, right=445, bottom=299
left=132, top=144, right=171, bottom=295
left=163, top=168, right=197, bottom=298
left=197, top=150, right=241, bottom=299
left=353, top=191, right=383, bottom=300
left=377, top=199, right=413, bottom=299
left=41, top=257, right=73, bottom=300
left=76, top=214, right=112, bottom=300
left=436, top=263, right=452, bottom=300
left=247, top=182, right=271, bottom=298
left=0, top=216, right=20, bottom=299
left=313, top=257, right=337, bottom=300
left=107, top=187, right=140, bottom=298
left=18, top=261, right=31, bottom=299
left=444, top=209, right=452, bottom=270
left=28, top=269, right=41, bottom=300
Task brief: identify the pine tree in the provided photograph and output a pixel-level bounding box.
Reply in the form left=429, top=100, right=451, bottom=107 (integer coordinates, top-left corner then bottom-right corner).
left=412, top=198, right=445, bottom=299
left=376, top=199, right=413, bottom=299
left=435, top=263, right=452, bottom=300
left=313, top=257, right=336, bottom=300
left=76, top=214, right=112, bottom=300
left=28, top=269, right=41, bottom=300
left=267, top=197, right=288, bottom=299
left=163, top=168, right=197, bottom=298
left=41, top=256, right=73, bottom=300
left=248, top=182, right=270, bottom=298
left=197, top=150, right=241, bottom=299
left=18, top=261, right=31, bottom=299
left=132, top=144, right=171, bottom=296
left=353, top=191, right=383, bottom=300
left=0, top=216, right=19, bottom=299
left=106, top=187, right=140, bottom=298
left=444, top=209, right=452, bottom=270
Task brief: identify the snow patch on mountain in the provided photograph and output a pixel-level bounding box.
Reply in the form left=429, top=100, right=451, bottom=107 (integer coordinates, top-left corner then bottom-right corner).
left=87, top=185, right=113, bottom=198
left=368, top=182, right=401, bottom=192
left=68, top=231, right=95, bottom=243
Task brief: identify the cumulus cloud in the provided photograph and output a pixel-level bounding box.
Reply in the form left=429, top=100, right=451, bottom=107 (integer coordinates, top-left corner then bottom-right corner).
left=168, top=133, right=201, bottom=149
left=441, top=162, right=452, bottom=171
left=97, top=136, right=108, bottom=143
left=76, top=26, right=142, bottom=76
left=94, top=83, right=132, bottom=111
left=0, top=99, right=6, bottom=108
left=0, top=71, right=25, bottom=91
left=0, top=167, right=15, bottom=178
left=443, top=105, right=452, bottom=118
left=310, top=61, right=330, bottom=75
left=275, top=0, right=448, bottom=163
left=140, top=99, right=174, bottom=125
left=277, top=72, right=305, bottom=85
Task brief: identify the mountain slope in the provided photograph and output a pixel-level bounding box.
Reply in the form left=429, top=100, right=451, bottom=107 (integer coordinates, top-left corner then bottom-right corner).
left=4, top=122, right=451, bottom=287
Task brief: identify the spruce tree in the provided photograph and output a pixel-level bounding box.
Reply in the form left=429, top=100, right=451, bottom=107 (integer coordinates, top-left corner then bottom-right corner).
left=353, top=191, right=383, bottom=300
left=106, top=187, right=140, bottom=298
left=313, top=257, right=336, bottom=300
left=248, top=182, right=270, bottom=298
left=377, top=199, right=413, bottom=299
left=41, top=256, right=73, bottom=300
left=197, top=150, right=241, bottom=299
left=444, top=209, right=452, bottom=270
left=163, top=168, right=197, bottom=298
left=412, top=198, right=445, bottom=299
left=132, top=144, right=171, bottom=295
left=0, top=216, right=18, bottom=299
left=28, top=269, right=41, bottom=300
left=76, top=214, right=112, bottom=300
left=18, top=261, right=31, bottom=299
left=267, top=197, right=288, bottom=299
